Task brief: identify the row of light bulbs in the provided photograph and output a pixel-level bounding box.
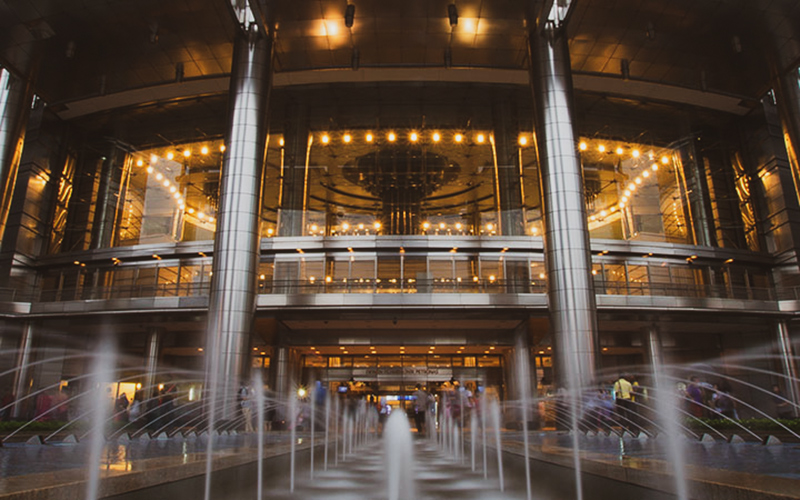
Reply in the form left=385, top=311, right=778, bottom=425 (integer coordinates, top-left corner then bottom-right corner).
left=311, top=131, right=498, bottom=146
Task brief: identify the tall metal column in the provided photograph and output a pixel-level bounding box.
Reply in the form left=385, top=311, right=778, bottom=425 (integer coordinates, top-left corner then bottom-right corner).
left=772, top=67, right=800, bottom=209
left=143, top=327, right=161, bottom=399
left=492, top=97, right=525, bottom=236
left=205, top=23, right=272, bottom=421
left=528, top=22, right=598, bottom=389
left=776, top=320, right=799, bottom=418
left=91, top=142, right=132, bottom=249
left=278, top=102, right=309, bottom=237
left=11, top=322, right=33, bottom=419
left=0, top=67, right=35, bottom=244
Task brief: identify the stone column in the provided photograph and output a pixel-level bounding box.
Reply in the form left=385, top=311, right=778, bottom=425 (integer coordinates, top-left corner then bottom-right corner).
left=205, top=23, right=272, bottom=422
left=528, top=22, right=598, bottom=390
left=776, top=320, right=799, bottom=418
left=11, top=322, right=33, bottom=419
left=0, top=66, right=36, bottom=244
left=270, top=345, right=291, bottom=401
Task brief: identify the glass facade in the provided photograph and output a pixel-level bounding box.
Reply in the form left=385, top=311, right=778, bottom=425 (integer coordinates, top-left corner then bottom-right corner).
left=58, top=116, right=755, bottom=250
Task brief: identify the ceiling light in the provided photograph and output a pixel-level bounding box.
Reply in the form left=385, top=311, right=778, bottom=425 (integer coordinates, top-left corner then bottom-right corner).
left=579, top=142, right=587, bottom=151
left=410, top=132, right=418, bottom=142
left=518, top=135, right=528, bottom=146
left=632, top=149, right=640, bottom=158
left=598, top=144, right=606, bottom=153
left=454, top=133, right=463, bottom=143
left=220, top=144, right=226, bottom=152
left=616, top=147, right=624, bottom=155
left=321, top=134, right=330, bottom=144
left=136, top=159, right=144, bottom=167
left=366, top=133, right=374, bottom=142
left=183, top=149, right=191, bottom=157
left=387, top=132, right=396, bottom=142
left=200, top=146, right=209, bottom=155
left=476, top=133, right=485, bottom=144
left=432, top=132, right=441, bottom=142
left=166, top=152, right=174, bottom=160
left=343, top=134, right=352, bottom=143
left=661, top=155, right=669, bottom=164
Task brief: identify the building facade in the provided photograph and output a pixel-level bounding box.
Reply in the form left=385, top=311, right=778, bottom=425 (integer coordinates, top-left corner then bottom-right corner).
left=0, top=0, right=799, bottom=420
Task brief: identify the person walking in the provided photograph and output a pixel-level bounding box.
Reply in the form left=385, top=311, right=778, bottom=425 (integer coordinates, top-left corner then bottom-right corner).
left=413, top=384, right=429, bottom=436
left=613, top=374, right=634, bottom=432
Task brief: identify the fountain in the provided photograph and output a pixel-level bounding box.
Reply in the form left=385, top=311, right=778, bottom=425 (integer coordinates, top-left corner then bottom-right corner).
left=384, top=410, right=415, bottom=500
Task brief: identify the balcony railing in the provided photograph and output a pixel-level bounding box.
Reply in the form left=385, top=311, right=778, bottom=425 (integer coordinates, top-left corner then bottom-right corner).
left=0, top=279, right=785, bottom=305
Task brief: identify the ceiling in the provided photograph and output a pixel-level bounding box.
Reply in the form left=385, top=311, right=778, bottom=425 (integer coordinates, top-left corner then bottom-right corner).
left=1, top=1, right=798, bottom=110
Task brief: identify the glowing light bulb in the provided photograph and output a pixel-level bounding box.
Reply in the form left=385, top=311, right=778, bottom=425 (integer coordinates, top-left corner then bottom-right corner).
left=163, top=180, right=170, bottom=187
left=170, top=186, right=177, bottom=193
left=623, top=190, right=631, bottom=197
left=661, top=155, right=669, bottom=164
left=173, top=192, right=180, bottom=199
left=455, top=222, right=462, bottom=230
left=476, top=133, right=485, bottom=144
left=422, top=222, right=431, bottom=230
left=279, top=138, right=285, bottom=146
left=366, top=133, right=374, bottom=142
left=628, top=183, right=636, bottom=191
left=486, top=223, right=494, bottom=231
left=150, top=154, right=158, bottom=163
left=343, top=134, right=352, bottom=143
left=373, top=221, right=381, bottom=230
left=635, top=177, right=642, bottom=184
left=321, top=134, right=330, bottom=144
left=220, top=144, right=226, bottom=152
left=136, top=159, right=144, bottom=167
left=598, top=144, right=606, bottom=153
left=579, top=142, right=588, bottom=151
left=166, top=152, right=174, bottom=160
left=432, top=132, right=441, bottom=142
left=155, top=173, right=163, bottom=181
left=616, top=147, right=624, bottom=155
left=358, top=223, right=364, bottom=230
left=198, top=212, right=205, bottom=220
left=267, top=228, right=274, bottom=235
left=518, top=135, right=528, bottom=146
left=183, top=149, right=191, bottom=157
left=387, top=132, right=396, bottom=142
left=410, top=132, right=418, bottom=142
left=642, top=170, right=650, bottom=178
left=439, top=222, right=446, bottom=229
left=188, top=208, right=195, bottom=214
left=310, top=224, right=318, bottom=232
left=652, top=164, right=659, bottom=171
left=632, top=149, right=640, bottom=158
left=342, top=222, right=350, bottom=230
left=199, top=146, right=208, bottom=155
left=454, top=133, right=463, bottom=143
left=146, top=166, right=154, bottom=174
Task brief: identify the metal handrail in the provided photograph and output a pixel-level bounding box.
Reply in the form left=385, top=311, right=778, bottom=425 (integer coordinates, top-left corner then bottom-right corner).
left=0, top=280, right=786, bottom=303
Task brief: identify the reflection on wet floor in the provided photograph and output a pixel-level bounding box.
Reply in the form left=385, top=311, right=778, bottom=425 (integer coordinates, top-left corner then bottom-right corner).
left=262, top=439, right=524, bottom=500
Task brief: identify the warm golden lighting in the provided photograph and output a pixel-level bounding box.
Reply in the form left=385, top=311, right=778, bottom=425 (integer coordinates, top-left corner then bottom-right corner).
left=642, top=170, right=650, bottom=178
left=616, top=147, right=624, bottom=155
left=166, top=152, right=174, bottom=160
left=163, top=180, right=170, bottom=187
left=155, top=172, right=163, bottom=181
left=455, top=222, right=463, bottom=230
left=439, top=222, right=445, bottom=229
left=188, top=208, right=195, bottom=214
left=200, top=146, right=209, bottom=155
left=661, top=155, right=669, bottom=164
left=183, top=149, right=191, bottom=157
left=518, top=135, right=528, bottom=146
left=146, top=166, right=154, bottom=174
left=432, top=132, right=441, bottom=142
left=422, top=221, right=431, bottom=230
left=476, top=133, right=485, bottom=144
left=366, top=133, right=374, bottom=142
left=410, top=132, right=419, bottom=142
left=486, top=223, right=494, bottom=231
left=169, top=186, right=177, bottom=193
left=310, top=224, right=318, bottom=232
left=632, top=149, right=640, bottom=158
left=374, top=221, right=381, bottom=230
left=598, top=144, right=606, bottom=153
left=342, top=222, right=350, bottom=230
left=579, top=142, right=587, bottom=151
left=198, top=212, right=205, bottom=219
left=343, top=133, right=352, bottom=143
left=279, top=138, right=285, bottom=146
left=220, top=144, right=226, bottom=152
left=358, top=223, right=364, bottom=230
left=297, top=387, right=307, bottom=398
left=652, top=164, right=659, bottom=171
left=136, top=159, right=144, bottom=167
left=321, top=134, right=330, bottom=144
left=454, top=133, right=464, bottom=143
left=387, top=132, right=397, bottom=142
left=267, top=228, right=274, bottom=235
